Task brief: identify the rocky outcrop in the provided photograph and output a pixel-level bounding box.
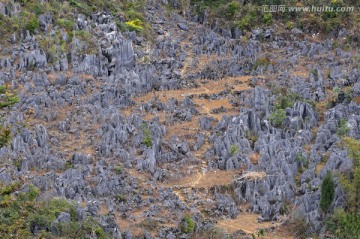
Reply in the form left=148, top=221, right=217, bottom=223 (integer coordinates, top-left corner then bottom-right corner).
left=0, top=0, right=359, bottom=238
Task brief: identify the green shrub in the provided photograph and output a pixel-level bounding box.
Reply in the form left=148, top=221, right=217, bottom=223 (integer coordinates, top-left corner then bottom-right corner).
left=69, top=0, right=81, bottom=7
left=0, top=86, right=5, bottom=95
left=229, top=144, right=239, bottom=157
left=124, top=1, right=145, bottom=20
left=40, top=198, right=76, bottom=220
left=125, top=19, right=143, bottom=32
left=0, top=127, right=12, bottom=149
left=224, top=1, right=240, bottom=20
left=0, top=182, right=21, bottom=196
left=115, top=194, right=127, bottom=202
left=341, top=137, right=360, bottom=213
left=235, top=3, right=258, bottom=31
left=326, top=208, right=360, bottom=238
left=262, top=12, right=273, bottom=24
left=324, top=17, right=341, bottom=33
left=95, top=226, right=106, bottom=239
left=27, top=214, right=50, bottom=232
left=117, top=21, right=128, bottom=32
left=286, top=21, right=295, bottom=30
left=236, top=16, right=252, bottom=31
left=311, top=69, right=318, bottom=77
left=143, top=128, right=152, bottom=148
left=1, top=91, right=19, bottom=107
left=336, top=118, right=350, bottom=137
left=274, top=91, right=315, bottom=110
left=26, top=16, right=39, bottom=34
left=55, top=19, right=75, bottom=30
left=279, top=199, right=291, bottom=215
left=253, top=57, right=271, bottom=70
left=275, top=93, right=301, bottom=110
left=270, top=109, right=286, bottom=127
left=114, top=166, right=122, bottom=175
left=32, top=3, right=44, bottom=16
left=140, top=219, right=158, bottom=231
left=258, top=228, right=265, bottom=237
left=325, top=137, right=360, bottom=239
left=296, top=153, right=309, bottom=171
left=320, top=171, right=335, bottom=212
left=75, top=30, right=91, bottom=39
left=181, top=215, right=195, bottom=233
left=65, top=161, right=74, bottom=169
left=27, top=185, right=39, bottom=201
left=13, top=158, right=23, bottom=171
left=288, top=213, right=308, bottom=239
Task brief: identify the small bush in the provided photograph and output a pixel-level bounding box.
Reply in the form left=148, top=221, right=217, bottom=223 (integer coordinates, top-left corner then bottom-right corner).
left=117, top=21, right=128, bottom=32
left=75, top=30, right=91, bottom=40
left=95, top=226, right=106, bottom=239
left=32, top=3, right=44, bottom=16
left=0, top=127, right=12, bottom=148
left=320, top=171, right=335, bottom=212
left=27, top=185, right=39, bottom=201
left=236, top=16, right=253, bottom=31
left=326, top=208, right=360, bottom=238
left=279, top=199, right=291, bottom=215
left=114, top=194, right=126, bottom=202
left=275, top=93, right=301, bottom=110
left=270, top=109, right=286, bottom=127
left=288, top=213, right=309, bottom=239
left=56, top=19, right=75, bottom=30
left=13, top=158, right=23, bottom=171
left=26, top=16, right=39, bottom=34
left=125, top=19, right=143, bottom=32
left=0, top=181, right=21, bottom=196
left=262, top=12, right=273, bottom=24
left=253, top=57, right=271, bottom=70
left=65, top=161, right=74, bottom=169
left=181, top=215, right=195, bottom=233
left=69, top=0, right=81, bottom=7
left=114, top=166, right=122, bottom=175
left=296, top=153, right=309, bottom=172
left=143, top=128, right=152, bottom=148
left=229, top=144, right=239, bottom=157
left=341, top=137, right=360, bottom=213
left=286, top=21, right=295, bottom=29
left=311, top=69, right=318, bottom=77
left=258, top=228, right=265, bottom=237
left=336, top=118, right=350, bottom=137
left=224, top=1, right=240, bottom=20
left=140, top=219, right=158, bottom=231
left=234, top=3, right=258, bottom=31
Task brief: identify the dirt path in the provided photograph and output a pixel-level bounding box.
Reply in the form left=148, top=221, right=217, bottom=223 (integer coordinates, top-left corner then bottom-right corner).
left=189, top=171, right=203, bottom=187
left=217, top=213, right=276, bottom=235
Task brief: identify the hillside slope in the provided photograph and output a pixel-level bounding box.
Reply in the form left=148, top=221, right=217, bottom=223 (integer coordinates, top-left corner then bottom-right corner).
left=0, top=0, right=360, bottom=238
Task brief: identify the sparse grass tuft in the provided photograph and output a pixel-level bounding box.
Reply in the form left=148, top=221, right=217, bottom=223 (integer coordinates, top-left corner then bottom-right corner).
left=114, top=166, right=123, bottom=175
left=253, top=57, right=271, bottom=70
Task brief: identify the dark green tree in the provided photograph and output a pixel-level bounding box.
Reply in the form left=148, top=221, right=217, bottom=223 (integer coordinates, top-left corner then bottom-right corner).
left=320, top=171, right=335, bottom=212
